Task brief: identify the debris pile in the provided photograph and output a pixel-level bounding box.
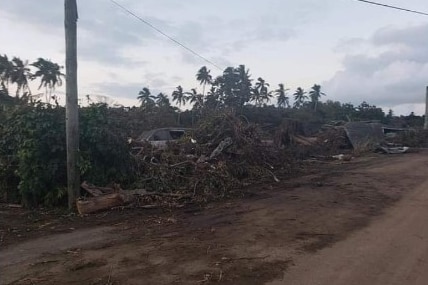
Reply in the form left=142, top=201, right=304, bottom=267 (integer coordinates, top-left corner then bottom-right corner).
left=392, top=129, right=428, bottom=148
left=80, top=116, right=418, bottom=214
left=317, top=123, right=352, bottom=154
left=79, top=112, right=295, bottom=213
left=273, top=119, right=306, bottom=147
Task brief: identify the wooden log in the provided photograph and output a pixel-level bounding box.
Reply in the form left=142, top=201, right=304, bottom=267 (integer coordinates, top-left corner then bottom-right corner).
left=76, top=193, right=125, bottom=215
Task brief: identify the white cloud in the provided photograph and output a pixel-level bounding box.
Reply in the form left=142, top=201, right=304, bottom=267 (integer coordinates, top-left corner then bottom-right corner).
left=324, top=23, right=428, bottom=115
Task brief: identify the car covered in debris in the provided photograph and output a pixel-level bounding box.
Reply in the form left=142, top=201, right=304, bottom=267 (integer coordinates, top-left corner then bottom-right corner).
left=137, top=128, right=192, bottom=149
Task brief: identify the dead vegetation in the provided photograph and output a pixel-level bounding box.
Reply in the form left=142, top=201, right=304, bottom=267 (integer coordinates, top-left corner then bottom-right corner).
left=78, top=112, right=297, bottom=213
left=393, top=129, right=428, bottom=148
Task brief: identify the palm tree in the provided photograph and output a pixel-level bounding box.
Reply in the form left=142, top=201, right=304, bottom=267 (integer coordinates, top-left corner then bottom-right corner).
left=31, top=58, right=65, bottom=101
left=185, top=88, right=203, bottom=109
left=10, top=57, right=32, bottom=97
left=253, top=77, right=270, bottom=106
left=262, top=91, right=273, bottom=104
left=137, top=87, right=156, bottom=109
left=172, top=85, right=187, bottom=125
left=172, top=85, right=187, bottom=107
left=185, top=88, right=204, bottom=126
left=308, top=84, right=326, bottom=112
left=275, top=83, right=290, bottom=108
left=155, top=92, right=170, bottom=108
left=293, top=87, right=307, bottom=109
left=196, top=66, right=212, bottom=96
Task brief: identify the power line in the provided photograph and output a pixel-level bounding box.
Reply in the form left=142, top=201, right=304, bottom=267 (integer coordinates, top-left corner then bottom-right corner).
left=108, top=0, right=224, bottom=71
left=353, top=0, right=428, bottom=16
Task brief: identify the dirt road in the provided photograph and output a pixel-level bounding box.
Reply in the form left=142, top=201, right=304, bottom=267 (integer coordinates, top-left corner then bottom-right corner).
left=1, top=152, right=427, bottom=284
left=271, top=154, right=428, bottom=285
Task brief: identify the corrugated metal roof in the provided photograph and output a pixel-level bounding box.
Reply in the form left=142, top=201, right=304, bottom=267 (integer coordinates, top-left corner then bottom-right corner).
left=344, top=122, right=384, bottom=148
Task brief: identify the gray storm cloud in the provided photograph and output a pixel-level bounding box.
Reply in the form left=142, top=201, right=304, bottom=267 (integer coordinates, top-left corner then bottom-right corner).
left=324, top=23, right=428, bottom=110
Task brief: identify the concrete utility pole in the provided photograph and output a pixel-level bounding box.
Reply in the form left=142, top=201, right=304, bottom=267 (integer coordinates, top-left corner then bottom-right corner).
left=425, top=86, right=428, bottom=130
left=64, top=0, right=80, bottom=209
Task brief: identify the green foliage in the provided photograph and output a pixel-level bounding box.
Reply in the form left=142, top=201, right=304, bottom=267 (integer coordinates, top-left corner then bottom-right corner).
left=0, top=102, right=137, bottom=207
left=354, top=101, right=385, bottom=121
left=0, top=103, right=66, bottom=207
left=79, top=103, right=134, bottom=186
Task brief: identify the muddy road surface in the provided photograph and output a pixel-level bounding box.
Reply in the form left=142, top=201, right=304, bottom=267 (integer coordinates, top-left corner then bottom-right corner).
left=270, top=152, right=428, bottom=285
left=1, top=151, right=427, bottom=284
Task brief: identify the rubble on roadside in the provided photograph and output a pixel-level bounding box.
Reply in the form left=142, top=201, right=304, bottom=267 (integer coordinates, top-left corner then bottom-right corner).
left=78, top=112, right=295, bottom=214
left=79, top=116, right=418, bottom=214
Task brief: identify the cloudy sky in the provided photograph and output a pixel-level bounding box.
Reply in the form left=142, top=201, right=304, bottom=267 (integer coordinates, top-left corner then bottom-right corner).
left=1, top=0, right=428, bottom=114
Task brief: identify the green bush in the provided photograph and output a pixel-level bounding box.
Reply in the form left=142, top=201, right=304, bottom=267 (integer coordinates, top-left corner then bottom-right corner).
left=80, top=103, right=134, bottom=186
left=0, top=102, right=135, bottom=207
left=0, top=103, right=66, bottom=206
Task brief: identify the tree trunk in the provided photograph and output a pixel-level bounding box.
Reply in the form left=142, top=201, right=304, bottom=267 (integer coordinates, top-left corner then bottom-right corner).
left=76, top=194, right=124, bottom=215
left=65, top=0, right=80, bottom=210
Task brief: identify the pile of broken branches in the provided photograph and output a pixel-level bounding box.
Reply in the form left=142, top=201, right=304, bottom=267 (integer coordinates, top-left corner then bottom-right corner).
left=79, top=112, right=296, bottom=214
left=135, top=112, right=294, bottom=199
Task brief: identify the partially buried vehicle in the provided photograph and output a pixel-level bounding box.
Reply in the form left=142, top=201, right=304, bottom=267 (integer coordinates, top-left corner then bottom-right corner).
left=137, top=127, right=192, bottom=149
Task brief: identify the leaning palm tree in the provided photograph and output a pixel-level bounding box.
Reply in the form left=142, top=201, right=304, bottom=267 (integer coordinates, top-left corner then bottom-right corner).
left=31, top=58, right=65, bottom=102
left=275, top=83, right=290, bottom=108
left=196, top=66, right=212, bottom=96
left=293, top=87, right=307, bottom=109
left=308, top=84, right=326, bottom=112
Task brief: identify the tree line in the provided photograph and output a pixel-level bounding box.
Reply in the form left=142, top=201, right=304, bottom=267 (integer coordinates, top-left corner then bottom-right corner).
left=137, top=65, right=327, bottom=113
left=0, top=54, right=424, bottom=127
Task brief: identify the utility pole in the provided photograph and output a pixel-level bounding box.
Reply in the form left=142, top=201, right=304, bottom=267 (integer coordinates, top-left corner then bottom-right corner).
left=425, top=86, right=428, bottom=130
left=64, top=0, right=80, bottom=209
